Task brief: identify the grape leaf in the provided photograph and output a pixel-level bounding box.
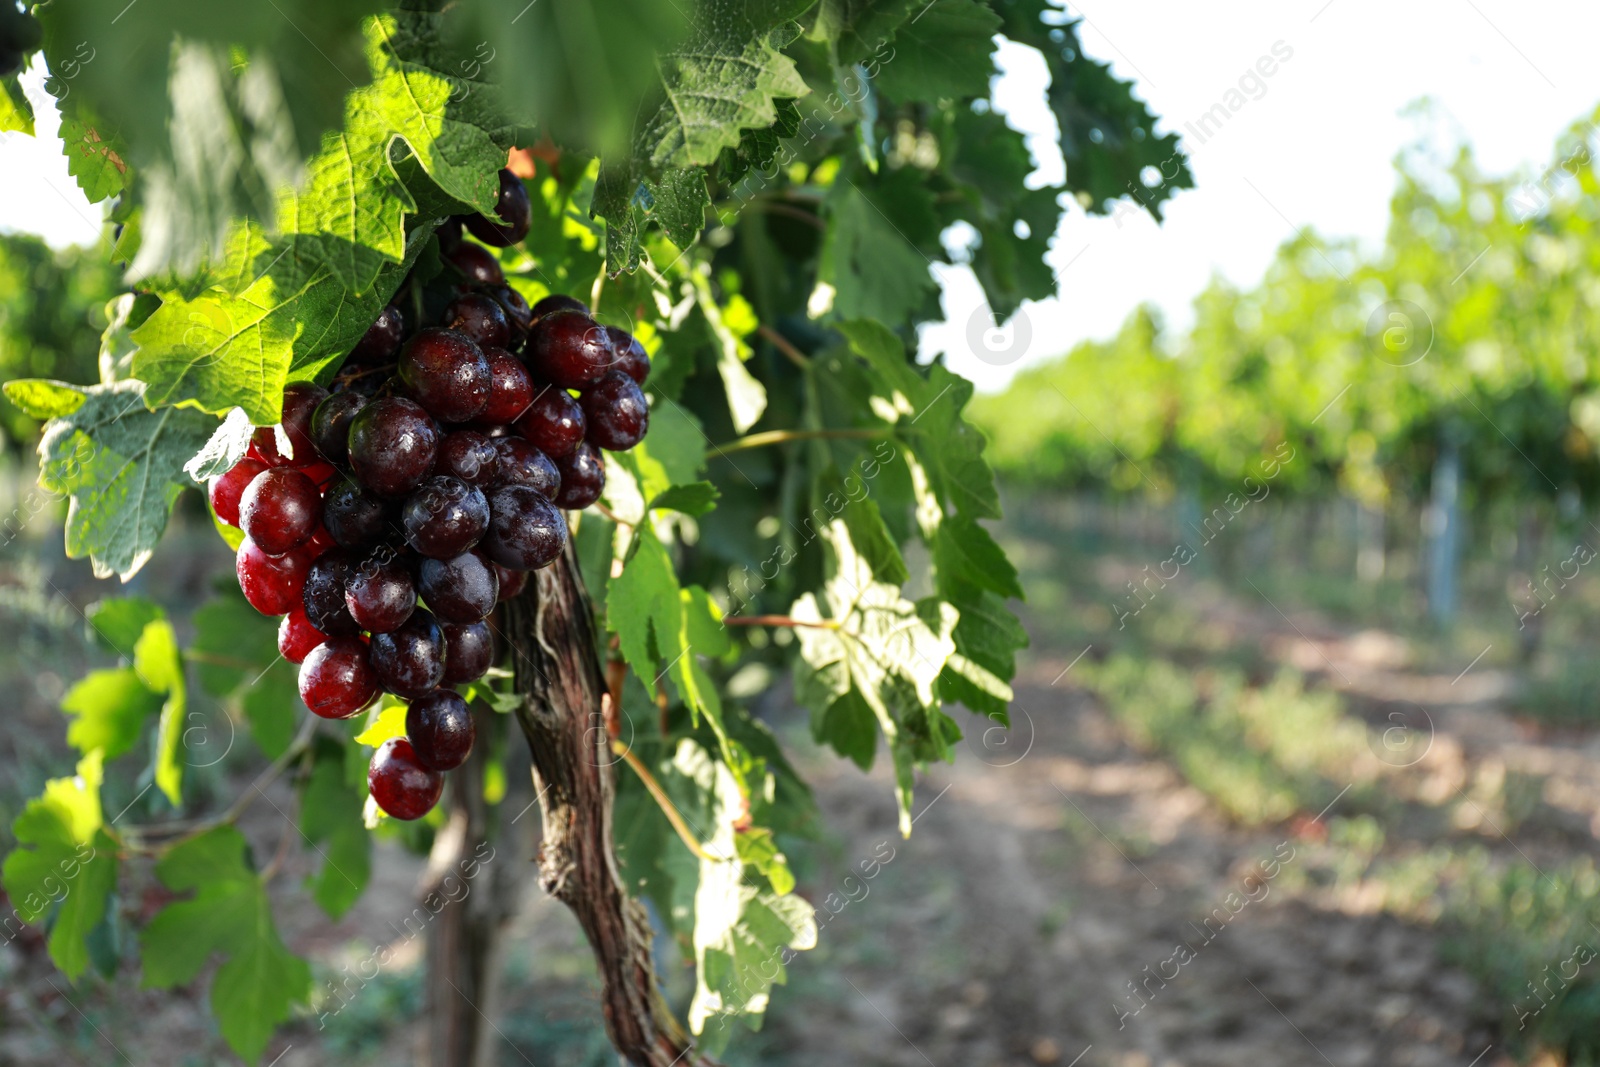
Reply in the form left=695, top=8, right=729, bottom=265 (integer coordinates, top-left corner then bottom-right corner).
left=814, top=0, right=922, bottom=66
left=0, top=73, right=33, bottom=136
left=298, top=738, right=371, bottom=919
left=791, top=519, right=961, bottom=835
left=58, top=117, right=127, bottom=204
left=871, top=0, right=1000, bottom=103
left=819, top=179, right=938, bottom=327
left=1, top=752, right=117, bottom=981
left=141, top=827, right=312, bottom=1063
left=4, top=379, right=85, bottom=420
left=650, top=481, right=722, bottom=516
left=131, top=225, right=431, bottom=424
left=35, top=380, right=220, bottom=580
left=134, top=619, right=187, bottom=806
left=184, top=407, right=255, bottom=483
left=60, top=668, right=164, bottom=760
left=85, top=596, right=166, bottom=655
left=190, top=592, right=299, bottom=759
left=273, top=9, right=516, bottom=295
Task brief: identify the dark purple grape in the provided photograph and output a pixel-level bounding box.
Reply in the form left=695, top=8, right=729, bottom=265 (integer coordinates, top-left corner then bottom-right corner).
left=345, top=552, right=416, bottom=633
left=253, top=382, right=327, bottom=466
left=403, top=475, right=489, bottom=559
left=369, top=608, right=446, bottom=698
left=581, top=370, right=649, bottom=451
left=301, top=637, right=380, bottom=719
left=349, top=305, right=406, bottom=364
left=445, top=241, right=505, bottom=287
left=553, top=441, right=605, bottom=510
left=526, top=310, right=614, bottom=389
left=494, top=286, right=533, bottom=340
left=482, top=347, right=533, bottom=423
left=494, top=437, right=561, bottom=497
left=239, top=467, right=321, bottom=555
left=445, top=292, right=512, bottom=350
left=481, top=423, right=514, bottom=440
left=436, top=430, right=499, bottom=487
left=464, top=169, right=532, bottom=247
left=435, top=217, right=464, bottom=252
left=302, top=549, right=361, bottom=636
left=323, top=475, right=394, bottom=550
left=310, top=391, right=367, bottom=466
left=492, top=562, right=529, bottom=602
left=348, top=397, right=439, bottom=497
left=531, top=293, right=588, bottom=319
left=406, top=689, right=477, bottom=770
left=417, top=552, right=498, bottom=623
left=513, top=384, right=585, bottom=458
left=483, top=485, right=566, bottom=570
left=398, top=328, right=492, bottom=423
left=604, top=325, right=650, bottom=384
left=368, top=737, right=443, bottom=819
left=442, top=620, right=495, bottom=684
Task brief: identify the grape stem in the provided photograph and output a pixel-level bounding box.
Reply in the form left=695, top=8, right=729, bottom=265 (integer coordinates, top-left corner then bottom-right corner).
left=722, top=614, right=840, bottom=630
left=712, top=427, right=888, bottom=454
left=757, top=324, right=812, bottom=369
left=611, top=740, right=729, bottom=863
left=113, top=714, right=318, bottom=854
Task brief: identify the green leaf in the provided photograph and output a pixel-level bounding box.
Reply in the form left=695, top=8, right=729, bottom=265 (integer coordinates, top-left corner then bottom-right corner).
left=58, top=117, right=128, bottom=204
left=35, top=380, right=219, bottom=580
left=870, top=0, right=1000, bottom=102
left=60, top=668, right=164, bottom=760
left=0, top=73, right=34, bottom=136
left=353, top=702, right=408, bottom=748
left=791, top=520, right=960, bottom=835
left=85, top=597, right=166, bottom=655
left=142, top=827, right=312, bottom=1062
left=2, top=752, right=118, bottom=980
left=4, top=379, right=85, bottom=420
left=191, top=592, right=299, bottom=759
left=639, top=19, right=809, bottom=171
left=299, top=739, right=371, bottom=919
left=819, top=179, right=938, bottom=327
left=131, top=226, right=430, bottom=423
left=691, top=272, right=767, bottom=432
left=650, top=481, right=721, bottom=516
left=134, top=619, right=187, bottom=806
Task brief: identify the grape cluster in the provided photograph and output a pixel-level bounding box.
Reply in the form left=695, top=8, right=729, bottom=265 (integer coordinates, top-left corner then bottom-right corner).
left=210, top=171, right=650, bottom=820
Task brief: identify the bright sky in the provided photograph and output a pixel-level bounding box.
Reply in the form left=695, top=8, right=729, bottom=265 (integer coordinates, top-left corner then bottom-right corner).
left=4, top=3, right=1600, bottom=391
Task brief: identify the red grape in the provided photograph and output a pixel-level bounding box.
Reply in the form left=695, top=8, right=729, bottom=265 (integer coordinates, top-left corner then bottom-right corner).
left=239, top=467, right=322, bottom=555
left=345, top=551, right=416, bottom=633
left=302, top=549, right=361, bottom=636
left=368, top=737, right=443, bottom=820
left=581, top=370, right=649, bottom=451
left=403, top=475, right=490, bottom=559
left=442, top=620, right=496, bottom=683
left=531, top=293, right=588, bottom=319
left=398, top=328, right=491, bottom=424
left=445, top=293, right=512, bottom=350
left=445, top=241, right=505, bottom=287
left=369, top=608, right=446, bottom=698
left=349, top=305, right=406, bottom=364
left=278, top=609, right=331, bottom=664
left=464, top=169, right=532, bottom=247
left=237, top=538, right=312, bottom=615
left=311, top=391, right=367, bottom=466
left=209, top=457, right=267, bottom=527
left=436, top=430, right=500, bottom=487
left=323, top=475, right=394, bottom=550
left=300, top=637, right=380, bottom=719
left=252, top=382, right=327, bottom=466
left=513, top=384, right=585, bottom=458
left=604, top=325, right=651, bottom=384
left=494, top=437, right=561, bottom=497
left=481, top=347, right=533, bottom=423
left=405, top=689, right=476, bottom=770
left=417, top=552, right=498, bottom=622
left=483, top=484, right=566, bottom=570
left=494, top=286, right=533, bottom=340
left=526, top=310, right=614, bottom=389
left=552, top=441, right=605, bottom=510
left=492, top=561, right=529, bottom=602
left=348, top=397, right=440, bottom=497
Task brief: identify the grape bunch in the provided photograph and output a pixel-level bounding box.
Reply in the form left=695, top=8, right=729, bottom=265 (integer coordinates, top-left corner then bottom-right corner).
left=208, top=169, right=651, bottom=821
